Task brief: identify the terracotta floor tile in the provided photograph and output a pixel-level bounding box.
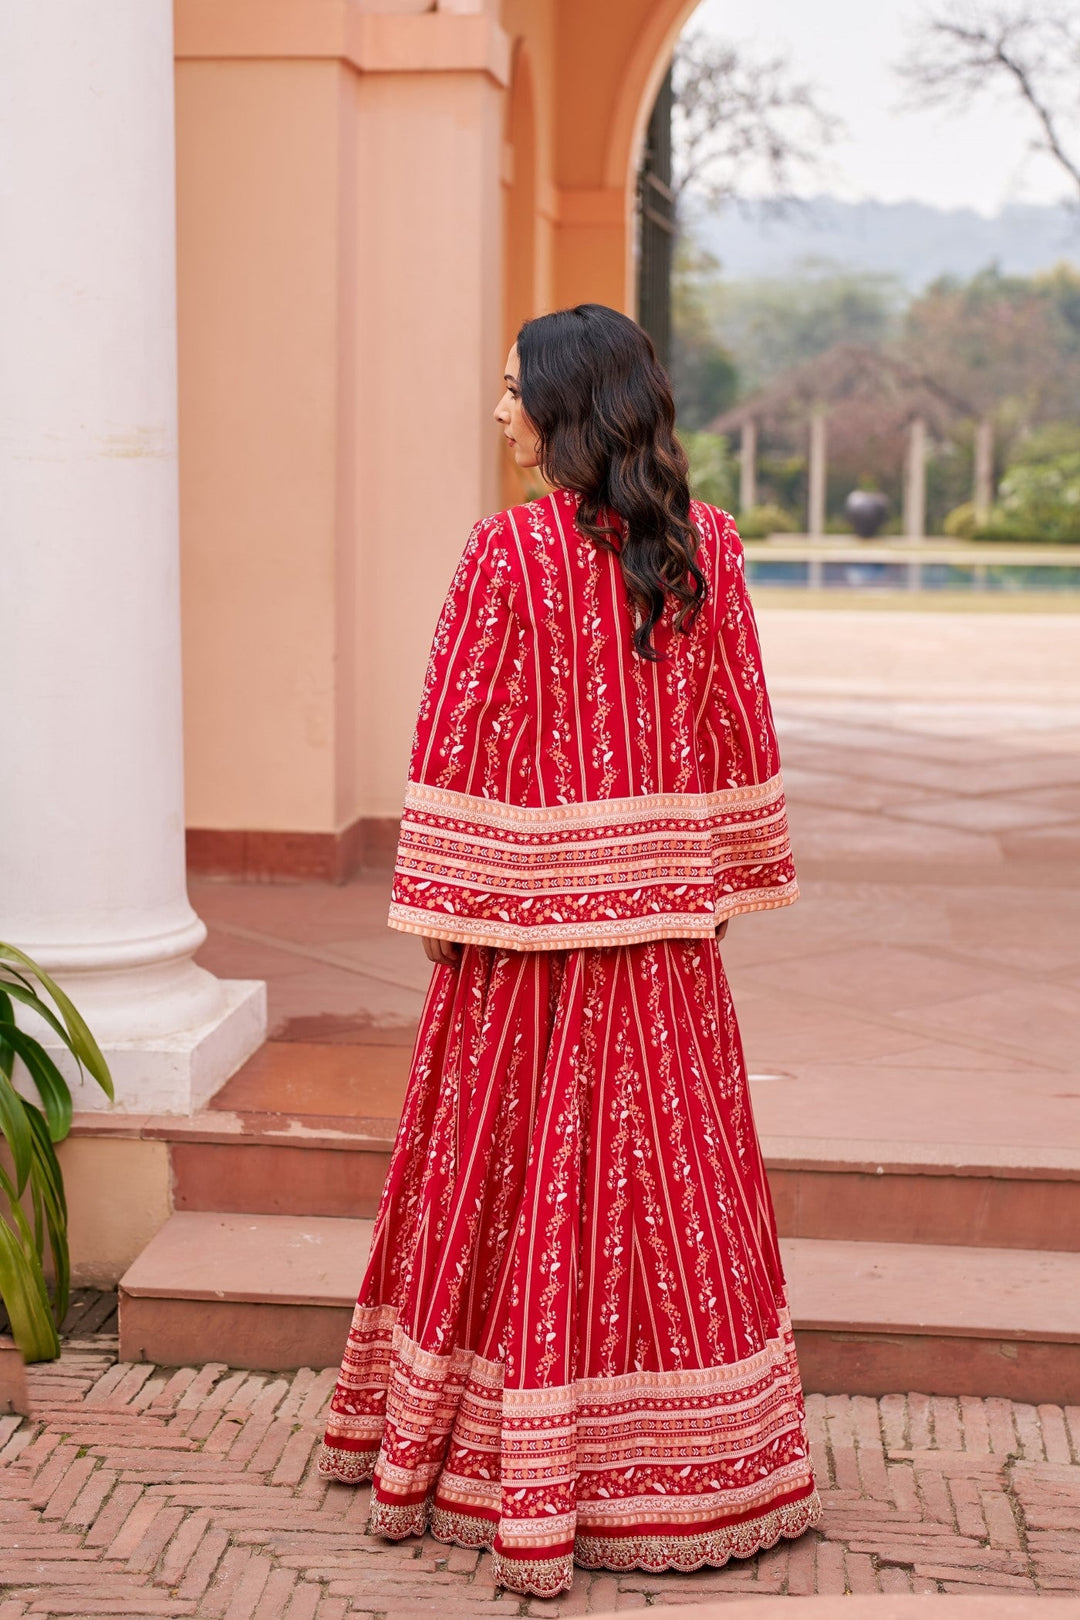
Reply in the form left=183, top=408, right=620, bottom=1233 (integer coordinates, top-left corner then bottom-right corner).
left=781, top=766, right=938, bottom=814
left=890, top=797, right=1079, bottom=834
left=195, top=935, right=313, bottom=984
left=1011, top=784, right=1080, bottom=814
left=748, top=1064, right=1080, bottom=1151
left=312, top=934, right=432, bottom=994
left=190, top=875, right=394, bottom=943
left=786, top=803, right=1002, bottom=865
left=210, top=1043, right=410, bottom=1118
left=734, top=945, right=1017, bottom=1018
left=870, top=1042, right=1051, bottom=1074
left=264, top=967, right=423, bottom=1039
left=733, top=994, right=921, bottom=1068
left=895, top=982, right=1080, bottom=1069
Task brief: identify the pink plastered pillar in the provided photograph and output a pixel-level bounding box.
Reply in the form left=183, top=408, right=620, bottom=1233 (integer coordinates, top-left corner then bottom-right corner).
left=175, top=4, right=510, bottom=846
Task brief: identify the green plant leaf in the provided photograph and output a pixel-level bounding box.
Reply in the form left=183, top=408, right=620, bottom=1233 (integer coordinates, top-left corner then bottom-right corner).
left=0, top=1214, right=59, bottom=1361
left=1, top=980, right=75, bottom=1051
left=24, top=1102, right=70, bottom=1322
left=23, top=1103, right=67, bottom=1223
left=0, top=1073, right=33, bottom=1195
left=0, top=1159, right=61, bottom=1360
left=0, top=1028, right=73, bottom=1142
left=0, top=991, right=14, bottom=1082
left=0, top=945, right=113, bottom=1100
left=0, top=944, right=110, bottom=1354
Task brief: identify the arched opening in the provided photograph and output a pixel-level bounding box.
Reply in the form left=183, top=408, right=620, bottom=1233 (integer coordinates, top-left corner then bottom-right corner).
left=604, top=0, right=701, bottom=199
left=501, top=41, right=541, bottom=505
left=503, top=41, right=539, bottom=355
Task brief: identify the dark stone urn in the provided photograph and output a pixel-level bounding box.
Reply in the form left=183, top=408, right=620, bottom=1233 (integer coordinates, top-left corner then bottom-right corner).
left=845, top=490, right=889, bottom=539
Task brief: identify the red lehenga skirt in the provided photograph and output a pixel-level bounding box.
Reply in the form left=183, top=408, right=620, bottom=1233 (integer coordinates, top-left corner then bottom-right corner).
left=318, top=939, right=820, bottom=1596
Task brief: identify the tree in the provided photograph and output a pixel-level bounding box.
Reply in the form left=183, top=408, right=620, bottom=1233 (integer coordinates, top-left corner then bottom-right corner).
left=900, top=265, right=1080, bottom=430
left=898, top=4, right=1080, bottom=202
left=697, top=265, right=903, bottom=396
left=670, top=242, right=739, bottom=429
left=666, top=30, right=839, bottom=424
left=671, top=30, right=839, bottom=214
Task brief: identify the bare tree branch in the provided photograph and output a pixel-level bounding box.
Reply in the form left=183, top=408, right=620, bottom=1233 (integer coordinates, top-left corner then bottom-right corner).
left=671, top=31, right=840, bottom=214
left=897, top=3, right=1080, bottom=200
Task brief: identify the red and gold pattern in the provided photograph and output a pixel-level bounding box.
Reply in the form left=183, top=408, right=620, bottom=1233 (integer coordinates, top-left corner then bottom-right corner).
left=390, top=492, right=797, bottom=952
left=319, top=940, right=820, bottom=1596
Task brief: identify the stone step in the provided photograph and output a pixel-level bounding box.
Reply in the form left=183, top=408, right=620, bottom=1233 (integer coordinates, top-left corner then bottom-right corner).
left=74, top=1038, right=1080, bottom=1250
left=765, top=1141, right=1080, bottom=1253
left=118, top=1213, right=1080, bottom=1402
left=170, top=1128, right=1080, bottom=1251
left=119, top=1212, right=370, bottom=1372
left=72, top=1109, right=1080, bottom=1247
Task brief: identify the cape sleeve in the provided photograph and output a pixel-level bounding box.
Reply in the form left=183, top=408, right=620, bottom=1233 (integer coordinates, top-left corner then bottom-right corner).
left=388, top=513, right=532, bottom=944
left=697, top=508, right=798, bottom=921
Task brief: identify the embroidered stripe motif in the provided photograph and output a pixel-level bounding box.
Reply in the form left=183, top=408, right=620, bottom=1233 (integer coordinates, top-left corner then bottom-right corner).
left=389, top=774, right=796, bottom=949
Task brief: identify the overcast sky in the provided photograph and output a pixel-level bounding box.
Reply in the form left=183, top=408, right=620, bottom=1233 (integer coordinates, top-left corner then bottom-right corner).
left=689, top=0, right=1074, bottom=215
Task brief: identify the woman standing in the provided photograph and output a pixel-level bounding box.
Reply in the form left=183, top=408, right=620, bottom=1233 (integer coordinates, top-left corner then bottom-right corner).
left=319, top=304, right=820, bottom=1596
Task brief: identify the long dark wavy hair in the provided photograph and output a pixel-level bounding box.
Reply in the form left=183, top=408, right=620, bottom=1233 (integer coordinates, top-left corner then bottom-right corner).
left=516, top=304, right=705, bottom=660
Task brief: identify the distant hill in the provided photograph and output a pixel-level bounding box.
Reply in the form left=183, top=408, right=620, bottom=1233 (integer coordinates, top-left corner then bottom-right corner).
left=688, top=196, right=1080, bottom=290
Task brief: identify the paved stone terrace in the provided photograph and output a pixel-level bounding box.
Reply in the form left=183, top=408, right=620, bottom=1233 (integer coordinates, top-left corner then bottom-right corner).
left=2, top=1300, right=1079, bottom=1617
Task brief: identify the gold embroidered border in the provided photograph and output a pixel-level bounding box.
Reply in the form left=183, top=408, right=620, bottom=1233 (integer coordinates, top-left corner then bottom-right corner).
left=572, top=1307, right=797, bottom=1403
left=320, top=1351, right=819, bottom=1597
left=368, top=1494, right=428, bottom=1541
left=430, top=1504, right=497, bottom=1549
left=388, top=881, right=798, bottom=951
left=402, top=772, right=787, bottom=831
left=317, top=1442, right=378, bottom=1483
left=491, top=1550, right=574, bottom=1598
left=573, top=1488, right=822, bottom=1575
left=373, top=1488, right=821, bottom=1597
left=395, top=832, right=791, bottom=888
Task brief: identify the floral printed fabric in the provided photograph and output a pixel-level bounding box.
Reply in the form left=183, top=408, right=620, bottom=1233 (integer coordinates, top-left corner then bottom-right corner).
left=388, top=492, right=797, bottom=951
left=319, top=939, right=820, bottom=1596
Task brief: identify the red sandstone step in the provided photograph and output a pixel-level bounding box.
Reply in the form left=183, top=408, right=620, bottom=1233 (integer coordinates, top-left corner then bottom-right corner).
left=765, top=1142, right=1080, bottom=1253
left=119, top=1212, right=370, bottom=1371
left=71, top=1110, right=1080, bottom=1250
left=785, top=1235, right=1080, bottom=1406
left=117, top=1213, right=1080, bottom=1401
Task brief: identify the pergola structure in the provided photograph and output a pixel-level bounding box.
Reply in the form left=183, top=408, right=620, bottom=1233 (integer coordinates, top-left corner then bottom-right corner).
left=708, top=343, right=982, bottom=538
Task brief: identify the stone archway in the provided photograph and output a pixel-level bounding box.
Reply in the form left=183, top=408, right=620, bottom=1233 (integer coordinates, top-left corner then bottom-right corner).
left=503, top=41, right=539, bottom=355
left=502, top=40, right=541, bottom=505
left=603, top=0, right=702, bottom=196
left=547, top=0, right=703, bottom=313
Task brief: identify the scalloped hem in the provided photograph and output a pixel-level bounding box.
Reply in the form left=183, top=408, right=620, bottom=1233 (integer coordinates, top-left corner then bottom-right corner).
left=313, top=1459, right=820, bottom=1598
left=317, top=1443, right=378, bottom=1484
left=574, top=1488, right=822, bottom=1576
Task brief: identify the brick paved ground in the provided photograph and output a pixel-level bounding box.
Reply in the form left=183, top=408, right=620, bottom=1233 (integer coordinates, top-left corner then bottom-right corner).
left=1, top=1301, right=1079, bottom=1617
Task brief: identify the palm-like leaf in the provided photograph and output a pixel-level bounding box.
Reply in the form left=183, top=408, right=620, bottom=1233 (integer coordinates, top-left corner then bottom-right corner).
left=0, top=946, right=112, bottom=1361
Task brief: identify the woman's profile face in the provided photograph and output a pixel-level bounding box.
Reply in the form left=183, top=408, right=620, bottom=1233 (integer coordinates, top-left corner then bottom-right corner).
left=494, top=346, right=541, bottom=469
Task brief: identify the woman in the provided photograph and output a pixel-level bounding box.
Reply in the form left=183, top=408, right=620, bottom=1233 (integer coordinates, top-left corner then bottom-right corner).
left=319, top=304, right=820, bottom=1597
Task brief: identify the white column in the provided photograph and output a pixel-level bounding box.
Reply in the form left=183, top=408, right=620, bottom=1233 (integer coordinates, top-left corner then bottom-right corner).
left=974, top=415, right=995, bottom=523
left=807, top=408, right=827, bottom=539
left=904, top=416, right=928, bottom=540
left=739, top=419, right=758, bottom=514
left=0, top=1, right=265, bottom=1113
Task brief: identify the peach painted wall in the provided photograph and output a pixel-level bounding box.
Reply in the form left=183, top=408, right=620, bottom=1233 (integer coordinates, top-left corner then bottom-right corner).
left=176, top=0, right=696, bottom=841
left=177, top=59, right=347, bottom=833
left=176, top=5, right=509, bottom=832
left=344, top=65, right=507, bottom=817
